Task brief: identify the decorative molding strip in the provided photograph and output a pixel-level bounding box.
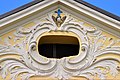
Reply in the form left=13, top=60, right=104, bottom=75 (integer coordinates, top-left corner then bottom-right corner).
left=0, top=9, right=120, bottom=80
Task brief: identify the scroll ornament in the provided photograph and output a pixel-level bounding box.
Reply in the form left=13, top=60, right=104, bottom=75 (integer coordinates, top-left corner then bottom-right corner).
left=0, top=9, right=120, bottom=80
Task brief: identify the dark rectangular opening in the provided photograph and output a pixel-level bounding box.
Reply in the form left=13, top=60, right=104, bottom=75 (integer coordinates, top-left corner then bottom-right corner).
left=39, top=44, right=79, bottom=58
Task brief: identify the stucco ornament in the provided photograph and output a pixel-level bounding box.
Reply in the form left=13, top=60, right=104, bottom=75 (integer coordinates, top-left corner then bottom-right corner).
left=0, top=9, right=120, bottom=80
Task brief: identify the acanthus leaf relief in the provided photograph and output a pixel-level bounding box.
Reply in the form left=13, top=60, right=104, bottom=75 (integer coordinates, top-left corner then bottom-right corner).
left=0, top=9, right=120, bottom=80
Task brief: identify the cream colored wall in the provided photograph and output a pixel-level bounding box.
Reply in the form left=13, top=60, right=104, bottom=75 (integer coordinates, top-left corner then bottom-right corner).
left=0, top=15, right=120, bottom=80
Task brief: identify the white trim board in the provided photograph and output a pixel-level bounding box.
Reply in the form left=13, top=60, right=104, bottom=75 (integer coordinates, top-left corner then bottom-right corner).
left=0, top=0, right=120, bottom=37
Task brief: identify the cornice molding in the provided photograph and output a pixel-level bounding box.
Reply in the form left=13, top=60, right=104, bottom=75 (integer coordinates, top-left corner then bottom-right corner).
left=0, top=0, right=58, bottom=27
left=0, top=0, right=120, bottom=37
left=60, top=0, right=120, bottom=30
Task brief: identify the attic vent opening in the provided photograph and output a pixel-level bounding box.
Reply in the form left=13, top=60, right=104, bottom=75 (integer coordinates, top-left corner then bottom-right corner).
left=38, top=35, right=79, bottom=59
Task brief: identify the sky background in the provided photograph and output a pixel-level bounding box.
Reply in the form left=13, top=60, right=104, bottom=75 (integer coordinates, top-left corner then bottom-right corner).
left=0, top=0, right=120, bottom=16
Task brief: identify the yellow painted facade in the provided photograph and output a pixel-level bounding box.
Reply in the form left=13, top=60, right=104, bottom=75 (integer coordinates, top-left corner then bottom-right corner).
left=0, top=1, right=120, bottom=80
left=0, top=17, right=120, bottom=80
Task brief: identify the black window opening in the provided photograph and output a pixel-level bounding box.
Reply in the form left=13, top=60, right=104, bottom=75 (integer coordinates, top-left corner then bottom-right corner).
left=38, top=36, right=79, bottom=59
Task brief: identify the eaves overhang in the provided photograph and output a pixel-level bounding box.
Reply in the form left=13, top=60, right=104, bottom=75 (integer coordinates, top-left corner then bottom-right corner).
left=0, top=0, right=120, bottom=36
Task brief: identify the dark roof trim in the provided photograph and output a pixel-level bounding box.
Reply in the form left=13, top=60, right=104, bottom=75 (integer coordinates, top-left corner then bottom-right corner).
left=74, top=0, right=120, bottom=21
left=0, top=0, right=44, bottom=19
left=0, top=0, right=120, bottom=21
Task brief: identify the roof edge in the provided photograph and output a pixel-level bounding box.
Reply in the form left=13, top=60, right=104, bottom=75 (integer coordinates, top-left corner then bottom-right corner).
left=0, top=0, right=44, bottom=20
left=0, top=0, right=120, bottom=21
left=74, top=0, right=120, bottom=21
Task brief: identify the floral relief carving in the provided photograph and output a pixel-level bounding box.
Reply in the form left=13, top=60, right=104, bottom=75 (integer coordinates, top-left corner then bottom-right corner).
left=0, top=9, right=120, bottom=80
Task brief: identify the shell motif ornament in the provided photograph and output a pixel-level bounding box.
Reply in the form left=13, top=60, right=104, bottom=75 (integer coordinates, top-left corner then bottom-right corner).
left=52, top=9, right=66, bottom=27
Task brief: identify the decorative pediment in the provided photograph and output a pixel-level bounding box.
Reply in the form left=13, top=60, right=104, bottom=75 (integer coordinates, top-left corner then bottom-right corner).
left=0, top=0, right=120, bottom=80
left=0, top=8, right=120, bottom=80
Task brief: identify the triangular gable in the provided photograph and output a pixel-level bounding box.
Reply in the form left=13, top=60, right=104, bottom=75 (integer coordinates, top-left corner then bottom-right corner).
left=0, top=0, right=120, bottom=80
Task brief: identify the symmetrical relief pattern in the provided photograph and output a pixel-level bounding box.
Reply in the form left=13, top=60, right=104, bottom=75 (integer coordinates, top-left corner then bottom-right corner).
left=0, top=9, right=120, bottom=80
